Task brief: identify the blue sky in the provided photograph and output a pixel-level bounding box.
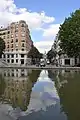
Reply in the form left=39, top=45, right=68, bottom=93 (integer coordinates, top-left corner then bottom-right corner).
left=15, top=0, right=80, bottom=21
left=0, top=0, right=80, bottom=53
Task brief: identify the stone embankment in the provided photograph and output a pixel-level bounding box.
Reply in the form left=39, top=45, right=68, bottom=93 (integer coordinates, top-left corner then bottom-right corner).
left=0, top=59, right=80, bottom=70
left=0, top=64, right=80, bottom=70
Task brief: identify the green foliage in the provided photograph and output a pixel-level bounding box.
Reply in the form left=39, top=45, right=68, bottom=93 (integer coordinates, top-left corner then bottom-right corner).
left=58, top=9, right=80, bottom=57
left=28, top=45, right=39, bottom=58
left=0, top=74, right=6, bottom=97
left=47, top=49, right=56, bottom=62
left=28, top=45, right=42, bottom=59
left=0, top=37, right=5, bottom=57
left=27, top=45, right=43, bottom=64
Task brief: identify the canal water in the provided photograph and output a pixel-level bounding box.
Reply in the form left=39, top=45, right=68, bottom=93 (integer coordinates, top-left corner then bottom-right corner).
left=0, top=69, right=80, bottom=120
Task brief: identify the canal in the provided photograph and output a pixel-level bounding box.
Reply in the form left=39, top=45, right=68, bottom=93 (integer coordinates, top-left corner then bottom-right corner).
left=0, top=69, right=80, bottom=120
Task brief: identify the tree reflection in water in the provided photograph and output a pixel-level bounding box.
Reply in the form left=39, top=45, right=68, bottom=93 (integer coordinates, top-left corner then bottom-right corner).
left=51, top=70, right=80, bottom=120
left=0, top=73, right=6, bottom=101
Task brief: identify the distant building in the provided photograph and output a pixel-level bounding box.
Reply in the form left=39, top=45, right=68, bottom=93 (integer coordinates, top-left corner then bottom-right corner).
left=0, top=20, right=33, bottom=65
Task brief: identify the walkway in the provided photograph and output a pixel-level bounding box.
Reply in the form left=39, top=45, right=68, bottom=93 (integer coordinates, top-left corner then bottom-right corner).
left=0, top=65, right=80, bottom=70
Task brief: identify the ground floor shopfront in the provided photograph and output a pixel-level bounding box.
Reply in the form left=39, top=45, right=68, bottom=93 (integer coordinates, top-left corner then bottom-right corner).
left=2, top=51, right=31, bottom=65
left=56, top=54, right=79, bottom=66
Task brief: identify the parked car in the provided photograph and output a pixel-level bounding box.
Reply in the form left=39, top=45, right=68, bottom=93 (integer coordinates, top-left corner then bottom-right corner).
left=47, top=60, right=50, bottom=65
left=40, top=61, right=45, bottom=67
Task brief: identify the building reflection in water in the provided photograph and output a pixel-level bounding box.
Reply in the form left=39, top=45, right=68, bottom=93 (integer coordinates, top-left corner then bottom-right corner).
left=0, top=69, right=41, bottom=113
left=49, top=70, right=80, bottom=120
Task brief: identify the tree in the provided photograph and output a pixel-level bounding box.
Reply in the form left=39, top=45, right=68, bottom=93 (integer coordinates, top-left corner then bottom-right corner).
left=58, top=9, right=80, bottom=58
left=0, top=37, right=5, bottom=58
left=27, top=45, right=43, bottom=64
left=47, top=49, right=56, bottom=63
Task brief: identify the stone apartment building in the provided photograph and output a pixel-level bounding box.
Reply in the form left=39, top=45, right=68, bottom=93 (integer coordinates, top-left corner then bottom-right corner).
left=0, top=20, right=33, bottom=65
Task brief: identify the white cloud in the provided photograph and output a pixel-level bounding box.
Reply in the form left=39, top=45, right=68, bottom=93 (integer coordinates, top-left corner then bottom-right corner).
left=33, top=24, right=60, bottom=53
left=0, top=0, right=55, bottom=29
left=0, top=0, right=60, bottom=53
left=43, top=24, right=60, bottom=37
left=34, top=40, right=54, bottom=53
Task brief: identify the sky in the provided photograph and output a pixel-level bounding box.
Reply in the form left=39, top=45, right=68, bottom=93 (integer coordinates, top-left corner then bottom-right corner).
left=0, top=0, right=80, bottom=53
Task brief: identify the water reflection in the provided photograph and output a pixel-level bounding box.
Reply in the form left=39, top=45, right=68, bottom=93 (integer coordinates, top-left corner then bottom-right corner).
left=19, top=70, right=67, bottom=120
left=49, top=70, right=80, bottom=120
left=0, top=69, right=41, bottom=119
left=0, top=69, right=80, bottom=120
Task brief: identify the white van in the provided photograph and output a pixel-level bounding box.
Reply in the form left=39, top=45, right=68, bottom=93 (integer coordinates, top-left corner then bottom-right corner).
left=40, top=59, right=46, bottom=67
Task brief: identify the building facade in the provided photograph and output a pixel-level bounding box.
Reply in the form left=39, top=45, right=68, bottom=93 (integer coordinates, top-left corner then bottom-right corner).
left=0, top=20, right=33, bottom=65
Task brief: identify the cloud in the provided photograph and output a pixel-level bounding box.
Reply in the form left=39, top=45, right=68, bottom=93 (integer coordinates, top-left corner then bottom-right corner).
left=0, top=0, right=55, bottom=29
left=33, top=24, right=60, bottom=53
left=0, top=0, right=60, bottom=53
left=34, top=40, right=54, bottom=53
left=43, top=24, right=60, bottom=37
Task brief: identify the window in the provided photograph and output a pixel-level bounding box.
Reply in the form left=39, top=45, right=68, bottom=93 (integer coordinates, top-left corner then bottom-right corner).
left=12, top=69, right=14, bottom=72
left=21, top=24, right=25, bottom=27
left=11, top=44, right=13, bottom=48
left=11, top=59, right=14, bottom=63
left=8, top=31, right=10, bottom=34
left=12, top=73, right=14, bottom=76
left=16, top=73, right=18, bottom=77
left=11, top=39, right=13, bottom=43
left=65, top=59, right=70, bottom=65
left=16, top=49, right=18, bottom=51
left=21, top=59, right=24, bottom=64
left=12, top=49, right=13, bottom=51
left=7, top=59, right=10, bottom=63
left=16, top=69, right=18, bottom=72
left=7, top=55, right=9, bottom=58
left=7, top=45, right=9, bottom=48
left=22, top=49, right=24, bottom=51
left=16, top=59, right=18, bottom=63
left=16, top=39, right=18, bottom=42
left=0, top=33, right=2, bottom=35
left=8, top=73, right=10, bottom=77
left=3, top=32, right=6, bottom=35
left=21, top=40, right=25, bottom=42
left=15, top=30, right=18, bottom=32
left=21, top=54, right=24, bottom=58
left=16, top=54, right=18, bottom=57
left=11, top=54, right=14, bottom=58
left=22, top=43, right=24, bottom=47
